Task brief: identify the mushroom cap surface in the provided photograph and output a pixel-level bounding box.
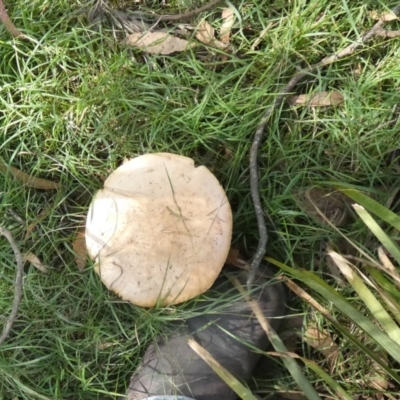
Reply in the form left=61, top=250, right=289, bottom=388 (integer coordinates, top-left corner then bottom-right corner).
left=85, top=153, right=232, bottom=307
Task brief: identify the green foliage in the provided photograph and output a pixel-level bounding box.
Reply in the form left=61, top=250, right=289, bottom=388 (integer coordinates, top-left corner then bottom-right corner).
left=2, top=0, right=400, bottom=398
left=269, top=189, right=400, bottom=397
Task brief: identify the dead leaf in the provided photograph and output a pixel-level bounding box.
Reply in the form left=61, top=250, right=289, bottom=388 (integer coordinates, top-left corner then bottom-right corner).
left=196, top=19, right=215, bottom=44
left=98, top=342, right=117, bottom=350
left=369, top=10, right=399, bottom=21
left=288, top=91, right=344, bottom=107
left=23, top=253, right=49, bottom=273
left=224, top=147, right=233, bottom=158
left=73, top=226, right=87, bottom=272
left=219, top=8, right=235, bottom=44
left=25, top=207, right=50, bottom=239
left=297, top=188, right=352, bottom=227
left=304, top=323, right=339, bottom=362
left=378, top=246, right=397, bottom=275
left=195, top=19, right=228, bottom=49
left=367, top=351, right=390, bottom=393
left=225, top=248, right=249, bottom=270
left=121, top=32, right=195, bottom=55
left=353, top=63, right=362, bottom=79
left=0, top=160, right=61, bottom=190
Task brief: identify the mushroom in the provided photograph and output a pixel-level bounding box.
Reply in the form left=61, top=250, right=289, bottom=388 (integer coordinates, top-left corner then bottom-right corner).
left=85, top=153, right=233, bottom=308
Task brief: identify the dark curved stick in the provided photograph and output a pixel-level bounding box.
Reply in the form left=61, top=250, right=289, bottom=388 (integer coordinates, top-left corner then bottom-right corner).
left=0, top=0, right=24, bottom=38
left=247, top=3, right=400, bottom=285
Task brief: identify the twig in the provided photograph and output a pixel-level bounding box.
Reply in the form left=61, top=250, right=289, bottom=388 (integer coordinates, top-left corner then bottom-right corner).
left=0, top=227, right=24, bottom=346
left=247, top=3, right=400, bottom=286
left=0, top=0, right=24, bottom=38
left=375, top=28, right=400, bottom=38
left=7, top=208, right=25, bottom=225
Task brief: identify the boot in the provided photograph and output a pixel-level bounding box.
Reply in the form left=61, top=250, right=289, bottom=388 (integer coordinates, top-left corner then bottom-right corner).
left=126, top=270, right=286, bottom=400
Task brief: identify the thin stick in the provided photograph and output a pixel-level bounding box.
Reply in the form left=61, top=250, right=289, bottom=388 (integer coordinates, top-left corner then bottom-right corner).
left=0, top=227, right=24, bottom=346
left=247, top=3, right=400, bottom=285
left=0, top=0, right=24, bottom=38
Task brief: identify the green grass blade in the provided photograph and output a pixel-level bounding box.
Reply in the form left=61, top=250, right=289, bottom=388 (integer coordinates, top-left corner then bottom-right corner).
left=329, top=251, right=400, bottom=343
left=187, top=339, right=260, bottom=400
left=268, top=258, right=400, bottom=377
left=230, top=277, right=323, bottom=400
left=263, top=323, right=323, bottom=400
left=301, top=357, right=352, bottom=400
left=353, top=204, right=400, bottom=265
left=367, top=267, right=400, bottom=303
left=338, top=188, right=400, bottom=231
left=266, top=351, right=352, bottom=400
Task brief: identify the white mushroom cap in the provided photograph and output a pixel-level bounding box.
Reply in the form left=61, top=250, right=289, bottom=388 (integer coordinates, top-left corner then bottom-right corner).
left=85, top=153, right=232, bottom=308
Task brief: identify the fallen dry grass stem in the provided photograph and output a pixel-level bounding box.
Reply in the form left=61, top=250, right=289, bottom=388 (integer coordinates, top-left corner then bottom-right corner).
left=280, top=277, right=337, bottom=322
left=231, top=277, right=278, bottom=339
left=188, top=338, right=259, bottom=400
left=0, top=227, right=24, bottom=346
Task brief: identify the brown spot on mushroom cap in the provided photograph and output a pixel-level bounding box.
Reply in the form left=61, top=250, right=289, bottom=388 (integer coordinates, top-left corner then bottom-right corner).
left=85, top=153, right=233, bottom=307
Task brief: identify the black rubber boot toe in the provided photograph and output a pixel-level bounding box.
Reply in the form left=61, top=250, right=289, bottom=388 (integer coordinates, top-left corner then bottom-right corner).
left=127, top=270, right=286, bottom=400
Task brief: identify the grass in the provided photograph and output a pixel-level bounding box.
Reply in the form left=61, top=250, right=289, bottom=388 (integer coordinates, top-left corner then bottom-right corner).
left=2, top=0, right=400, bottom=398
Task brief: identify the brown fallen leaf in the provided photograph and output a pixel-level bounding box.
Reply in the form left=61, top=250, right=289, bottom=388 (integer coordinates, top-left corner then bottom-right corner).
left=0, top=159, right=61, bottom=190
left=369, top=10, right=399, bottom=21
left=98, top=341, right=117, bottom=350
left=225, top=248, right=249, bottom=270
left=73, top=226, right=87, bottom=272
left=196, top=19, right=214, bottom=43
left=297, top=187, right=352, bottom=227
left=195, top=19, right=228, bottom=49
left=23, top=252, right=49, bottom=273
left=377, top=246, right=398, bottom=276
left=365, top=350, right=394, bottom=397
left=219, top=8, right=235, bottom=44
left=121, top=31, right=195, bottom=54
left=288, top=91, right=344, bottom=107
left=303, top=322, right=339, bottom=369
left=353, top=63, right=362, bottom=77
